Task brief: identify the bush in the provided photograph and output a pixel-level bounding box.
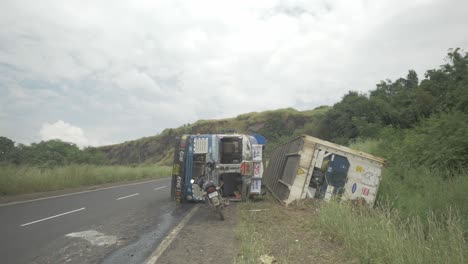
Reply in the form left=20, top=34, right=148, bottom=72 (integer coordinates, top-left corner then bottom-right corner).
left=397, top=111, right=468, bottom=170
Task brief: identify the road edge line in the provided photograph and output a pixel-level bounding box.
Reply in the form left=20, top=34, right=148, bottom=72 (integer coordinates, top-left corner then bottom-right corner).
left=0, top=177, right=170, bottom=207
left=144, top=204, right=200, bottom=264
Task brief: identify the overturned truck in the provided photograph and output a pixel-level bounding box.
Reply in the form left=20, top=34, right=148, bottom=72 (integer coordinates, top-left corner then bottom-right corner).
left=171, top=134, right=266, bottom=203
left=263, top=135, right=385, bottom=206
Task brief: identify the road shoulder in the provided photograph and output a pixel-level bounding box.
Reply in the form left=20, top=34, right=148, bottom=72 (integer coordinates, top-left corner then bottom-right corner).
left=236, top=196, right=353, bottom=264
left=154, top=203, right=240, bottom=264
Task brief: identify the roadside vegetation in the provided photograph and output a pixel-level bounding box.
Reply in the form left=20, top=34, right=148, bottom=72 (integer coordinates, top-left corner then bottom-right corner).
left=0, top=165, right=171, bottom=196
left=0, top=138, right=170, bottom=196
left=236, top=196, right=350, bottom=264
left=237, top=49, right=468, bottom=263
left=237, top=196, right=467, bottom=264
left=317, top=200, right=466, bottom=264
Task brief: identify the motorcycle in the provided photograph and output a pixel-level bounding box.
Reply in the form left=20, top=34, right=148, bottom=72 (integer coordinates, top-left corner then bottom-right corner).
left=191, top=160, right=228, bottom=220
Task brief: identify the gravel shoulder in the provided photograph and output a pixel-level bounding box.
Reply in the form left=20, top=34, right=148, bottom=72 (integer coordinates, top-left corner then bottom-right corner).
left=156, top=203, right=240, bottom=264
left=154, top=196, right=351, bottom=264
left=236, top=196, right=353, bottom=264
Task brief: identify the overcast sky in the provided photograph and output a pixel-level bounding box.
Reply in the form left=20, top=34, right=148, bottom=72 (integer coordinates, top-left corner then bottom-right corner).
left=1, top=0, right=467, bottom=147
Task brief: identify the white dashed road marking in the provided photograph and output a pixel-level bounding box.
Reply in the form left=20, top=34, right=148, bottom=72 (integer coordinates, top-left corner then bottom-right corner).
left=0, top=177, right=170, bottom=207
left=20, top=207, right=86, bottom=227
left=153, top=186, right=167, bottom=191
left=116, top=193, right=139, bottom=200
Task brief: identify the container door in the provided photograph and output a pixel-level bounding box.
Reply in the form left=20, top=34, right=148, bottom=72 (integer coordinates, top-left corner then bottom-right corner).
left=320, top=154, right=350, bottom=198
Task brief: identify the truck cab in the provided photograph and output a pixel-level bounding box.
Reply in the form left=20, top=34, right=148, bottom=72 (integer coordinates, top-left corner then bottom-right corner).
left=171, top=134, right=265, bottom=203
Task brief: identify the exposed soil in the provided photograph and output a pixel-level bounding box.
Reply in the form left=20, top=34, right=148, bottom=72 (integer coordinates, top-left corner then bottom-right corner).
left=154, top=196, right=351, bottom=264
left=236, top=196, right=353, bottom=264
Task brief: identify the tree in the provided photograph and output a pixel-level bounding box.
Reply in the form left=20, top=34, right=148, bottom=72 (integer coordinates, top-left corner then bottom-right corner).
left=0, top=137, right=15, bottom=162
left=405, top=70, right=419, bottom=89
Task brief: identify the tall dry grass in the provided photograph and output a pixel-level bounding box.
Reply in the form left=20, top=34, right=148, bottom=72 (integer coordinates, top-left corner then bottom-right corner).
left=0, top=164, right=171, bottom=196
left=318, top=201, right=466, bottom=264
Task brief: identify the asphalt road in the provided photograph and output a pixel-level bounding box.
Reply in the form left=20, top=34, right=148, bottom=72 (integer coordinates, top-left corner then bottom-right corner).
left=0, top=177, right=190, bottom=264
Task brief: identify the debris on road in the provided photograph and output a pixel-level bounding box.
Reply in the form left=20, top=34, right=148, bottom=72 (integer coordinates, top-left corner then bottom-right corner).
left=259, top=254, right=277, bottom=264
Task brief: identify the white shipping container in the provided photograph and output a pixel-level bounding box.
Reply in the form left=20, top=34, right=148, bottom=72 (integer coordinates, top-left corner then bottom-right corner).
left=263, top=135, right=385, bottom=207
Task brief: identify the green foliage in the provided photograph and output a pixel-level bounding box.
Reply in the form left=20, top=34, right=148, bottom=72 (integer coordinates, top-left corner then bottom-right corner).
left=351, top=128, right=468, bottom=227
left=385, top=112, right=468, bottom=170
left=316, top=49, right=468, bottom=145
left=378, top=166, right=468, bottom=224
left=312, top=49, right=468, bottom=263
left=348, top=138, right=382, bottom=155
left=0, top=139, right=107, bottom=167
left=317, top=91, right=383, bottom=144
left=0, top=136, right=15, bottom=162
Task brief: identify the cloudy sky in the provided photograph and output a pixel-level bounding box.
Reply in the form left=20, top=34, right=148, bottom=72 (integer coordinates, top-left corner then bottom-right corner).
left=1, top=0, right=467, bottom=147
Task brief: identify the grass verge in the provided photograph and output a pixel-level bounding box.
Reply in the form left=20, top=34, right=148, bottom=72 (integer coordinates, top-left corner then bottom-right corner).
left=236, top=195, right=350, bottom=264
left=236, top=196, right=467, bottom=264
left=0, top=164, right=171, bottom=196
left=318, top=201, right=467, bottom=264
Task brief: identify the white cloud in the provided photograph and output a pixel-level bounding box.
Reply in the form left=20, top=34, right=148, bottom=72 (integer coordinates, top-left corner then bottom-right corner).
left=1, top=0, right=467, bottom=146
left=39, top=120, right=90, bottom=147
left=114, top=69, right=161, bottom=94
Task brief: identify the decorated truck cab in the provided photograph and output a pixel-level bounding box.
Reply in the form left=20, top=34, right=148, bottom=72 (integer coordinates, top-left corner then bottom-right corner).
left=170, top=134, right=266, bottom=203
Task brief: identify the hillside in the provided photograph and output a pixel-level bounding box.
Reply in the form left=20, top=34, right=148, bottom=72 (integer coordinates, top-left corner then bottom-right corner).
left=98, top=106, right=330, bottom=165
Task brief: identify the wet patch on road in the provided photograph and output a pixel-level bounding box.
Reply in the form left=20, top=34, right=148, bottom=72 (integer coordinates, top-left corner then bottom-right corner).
left=101, top=203, right=193, bottom=264
left=66, top=230, right=118, bottom=246
left=31, top=200, right=191, bottom=264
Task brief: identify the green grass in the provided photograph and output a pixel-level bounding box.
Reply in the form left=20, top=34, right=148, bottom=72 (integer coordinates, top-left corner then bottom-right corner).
left=317, top=201, right=467, bottom=264
left=237, top=137, right=468, bottom=263
left=378, top=166, right=468, bottom=226
left=236, top=196, right=349, bottom=264
left=236, top=195, right=467, bottom=264
left=323, top=138, right=468, bottom=263
left=0, top=164, right=171, bottom=196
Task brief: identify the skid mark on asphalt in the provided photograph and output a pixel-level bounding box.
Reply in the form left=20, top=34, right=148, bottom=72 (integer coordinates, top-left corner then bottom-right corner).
left=20, top=207, right=86, bottom=227
left=66, top=230, right=117, bottom=246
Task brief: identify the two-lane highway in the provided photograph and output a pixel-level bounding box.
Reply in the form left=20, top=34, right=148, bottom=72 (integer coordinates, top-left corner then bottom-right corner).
left=0, top=177, right=187, bottom=264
